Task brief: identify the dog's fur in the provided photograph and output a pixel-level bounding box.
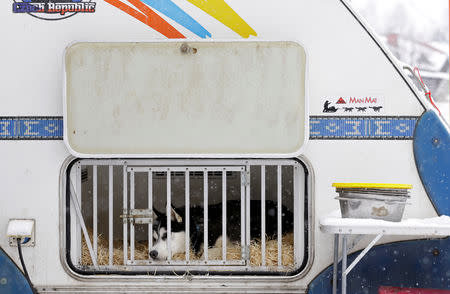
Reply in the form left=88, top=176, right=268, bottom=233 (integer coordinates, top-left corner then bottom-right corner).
left=149, top=200, right=294, bottom=260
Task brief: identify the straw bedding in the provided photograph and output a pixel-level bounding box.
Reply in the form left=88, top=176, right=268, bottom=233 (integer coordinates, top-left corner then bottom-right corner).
left=81, top=231, right=294, bottom=268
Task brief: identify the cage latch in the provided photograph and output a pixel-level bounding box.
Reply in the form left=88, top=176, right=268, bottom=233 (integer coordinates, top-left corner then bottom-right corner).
left=120, top=209, right=153, bottom=224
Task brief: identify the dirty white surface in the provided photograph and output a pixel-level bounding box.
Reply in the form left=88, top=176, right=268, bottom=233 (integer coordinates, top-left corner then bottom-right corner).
left=320, top=210, right=450, bottom=235
left=65, top=42, right=306, bottom=157
left=0, top=0, right=438, bottom=290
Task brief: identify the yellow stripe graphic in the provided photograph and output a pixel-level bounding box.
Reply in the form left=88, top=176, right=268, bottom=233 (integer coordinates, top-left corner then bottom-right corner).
left=186, top=0, right=257, bottom=38
left=332, top=183, right=413, bottom=189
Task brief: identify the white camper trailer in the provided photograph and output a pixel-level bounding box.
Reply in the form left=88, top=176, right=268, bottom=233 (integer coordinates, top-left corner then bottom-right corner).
left=1, top=0, right=449, bottom=293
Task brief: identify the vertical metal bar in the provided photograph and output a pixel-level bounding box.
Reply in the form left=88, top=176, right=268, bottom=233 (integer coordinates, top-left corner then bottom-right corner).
left=245, top=164, right=250, bottom=263
left=261, top=166, right=266, bottom=266
left=69, top=170, right=79, bottom=265
left=342, top=235, right=348, bottom=294
left=293, top=165, right=298, bottom=267
left=167, top=169, right=172, bottom=261
left=333, top=234, right=339, bottom=294
left=293, top=165, right=304, bottom=266
left=148, top=170, right=153, bottom=253
left=277, top=165, right=282, bottom=266
left=222, top=169, right=227, bottom=261
left=185, top=170, right=190, bottom=262
left=108, top=165, right=113, bottom=266
left=93, top=165, right=98, bottom=260
left=203, top=169, right=208, bottom=261
left=130, top=170, right=135, bottom=262
left=123, top=165, right=128, bottom=265
left=75, top=164, right=82, bottom=263
left=240, top=168, right=245, bottom=261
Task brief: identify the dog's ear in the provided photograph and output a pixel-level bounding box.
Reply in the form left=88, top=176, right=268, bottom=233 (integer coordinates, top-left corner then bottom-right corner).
left=152, top=208, right=163, bottom=220
left=171, top=205, right=183, bottom=223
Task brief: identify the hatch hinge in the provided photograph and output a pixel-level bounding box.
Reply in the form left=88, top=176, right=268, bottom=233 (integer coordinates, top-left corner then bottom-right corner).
left=242, top=170, right=250, bottom=187
left=120, top=209, right=153, bottom=224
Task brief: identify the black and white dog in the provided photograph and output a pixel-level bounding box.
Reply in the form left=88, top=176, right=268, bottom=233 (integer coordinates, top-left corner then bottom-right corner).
left=149, top=200, right=293, bottom=260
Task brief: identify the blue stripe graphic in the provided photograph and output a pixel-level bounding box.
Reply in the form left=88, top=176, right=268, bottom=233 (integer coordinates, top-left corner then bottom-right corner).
left=0, top=119, right=15, bottom=139
left=140, top=0, right=211, bottom=38
left=310, top=116, right=418, bottom=139
left=0, top=116, right=418, bottom=140
left=0, top=118, right=63, bottom=139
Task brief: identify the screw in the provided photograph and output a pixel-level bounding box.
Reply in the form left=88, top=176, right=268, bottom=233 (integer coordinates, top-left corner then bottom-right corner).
left=0, top=278, right=7, bottom=285
left=432, top=138, right=440, bottom=146
left=432, top=249, right=440, bottom=256
left=180, top=43, right=189, bottom=54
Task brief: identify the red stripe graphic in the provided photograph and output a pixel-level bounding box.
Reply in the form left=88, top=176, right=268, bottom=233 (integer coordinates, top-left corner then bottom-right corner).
left=104, top=0, right=185, bottom=38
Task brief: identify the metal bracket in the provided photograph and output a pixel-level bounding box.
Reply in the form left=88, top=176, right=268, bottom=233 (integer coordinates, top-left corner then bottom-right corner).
left=120, top=209, right=153, bottom=224
left=344, top=233, right=383, bottom=276
left=241, top=245, right=250, bottom=261
left=241, top=169, right=250, bottom=187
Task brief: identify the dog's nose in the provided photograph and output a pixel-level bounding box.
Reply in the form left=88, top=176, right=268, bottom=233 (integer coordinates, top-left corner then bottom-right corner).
left=149, top=250, right=158, bottom=259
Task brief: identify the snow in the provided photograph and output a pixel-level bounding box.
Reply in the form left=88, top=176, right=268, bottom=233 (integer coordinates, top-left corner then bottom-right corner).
left=350, top=0, right=449, bottom=113
left=320, top=210, right=450, bottom=236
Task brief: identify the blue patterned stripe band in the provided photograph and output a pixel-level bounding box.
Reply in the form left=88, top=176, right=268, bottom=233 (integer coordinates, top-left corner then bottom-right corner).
left=0, top=117, right=63, bottom=140
left=310, top=116, right=418, bottom=139
left=0, top=116, right=418, bottom=140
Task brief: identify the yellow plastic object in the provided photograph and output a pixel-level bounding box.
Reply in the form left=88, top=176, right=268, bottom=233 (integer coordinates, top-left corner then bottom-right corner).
left=332, top=183, right=412, bottom=189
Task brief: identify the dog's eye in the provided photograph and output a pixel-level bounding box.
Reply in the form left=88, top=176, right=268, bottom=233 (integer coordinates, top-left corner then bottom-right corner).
left=153, top=221, right=160, bottom=230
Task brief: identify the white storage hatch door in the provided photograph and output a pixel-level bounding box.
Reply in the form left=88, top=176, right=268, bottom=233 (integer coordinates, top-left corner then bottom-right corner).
left=64, top=41, right=307, bottom=157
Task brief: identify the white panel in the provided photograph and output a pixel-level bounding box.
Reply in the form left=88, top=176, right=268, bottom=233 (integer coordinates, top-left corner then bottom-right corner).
left=0, top=0, right=426, bottom=119
left=64, top=41, right=306, bottom=157
left=0, top=0, right=435, bottom=288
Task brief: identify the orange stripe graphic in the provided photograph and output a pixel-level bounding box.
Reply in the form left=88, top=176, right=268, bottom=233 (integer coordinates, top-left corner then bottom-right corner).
left=104, top=0, right=185, bottom=38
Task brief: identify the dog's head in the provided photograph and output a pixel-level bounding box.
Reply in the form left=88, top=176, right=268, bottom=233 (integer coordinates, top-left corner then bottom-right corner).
left=149, top=206, right=186, bottom=261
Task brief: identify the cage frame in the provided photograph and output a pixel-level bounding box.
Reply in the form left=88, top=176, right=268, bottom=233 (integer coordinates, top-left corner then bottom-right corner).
left=59, top=156, right=314, bottom=281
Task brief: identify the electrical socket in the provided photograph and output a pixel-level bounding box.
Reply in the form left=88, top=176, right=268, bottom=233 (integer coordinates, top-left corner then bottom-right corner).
left=7, top=219, right=35, bottom=247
